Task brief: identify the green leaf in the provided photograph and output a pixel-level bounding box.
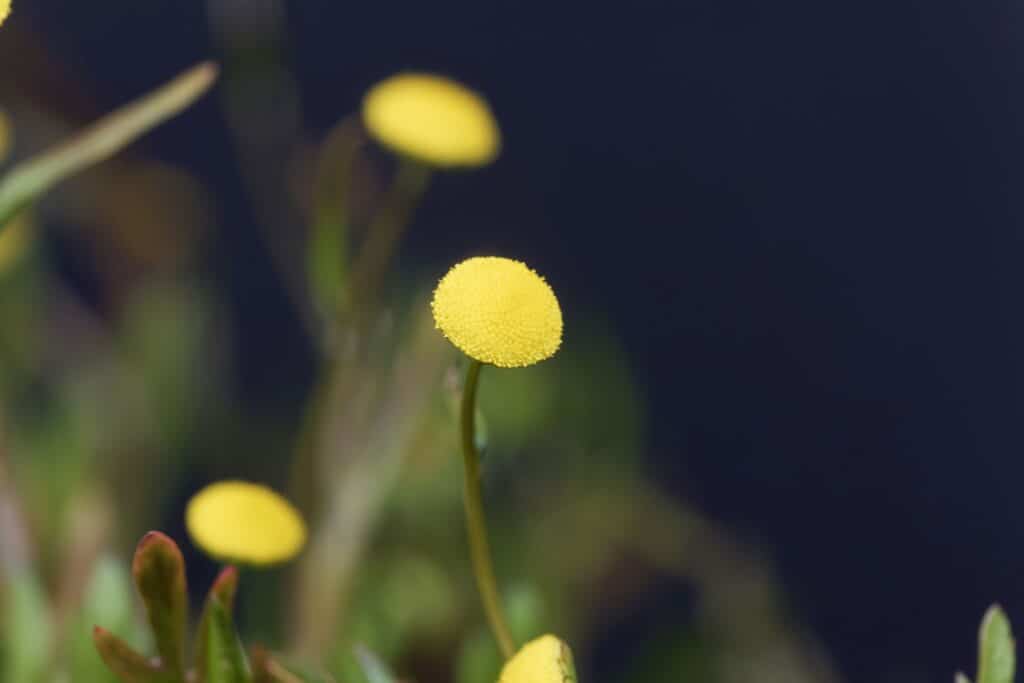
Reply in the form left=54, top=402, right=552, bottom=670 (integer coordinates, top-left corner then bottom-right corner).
left=203, top=597, right=251, bottom=683
left=92, top=627, right=165, bottom=683
left=195, top=566, right=240, bottom=682
left=71, top=556, right=143, bottom=683
left=978, top=604, right=1015, bottom=683
left=0, top=62, right=218, bottom=228
left=455, top=629, right=501, bottom=683
left=353, top=644, right=397, bottom=683
left=132, top=532, right=188, bottom=678
left=2, top=570, right=51, bottom=683
left=505, top=583, right=548, bottom=644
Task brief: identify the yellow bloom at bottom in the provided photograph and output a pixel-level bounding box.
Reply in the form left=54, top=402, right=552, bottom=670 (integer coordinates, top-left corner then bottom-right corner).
left=499, top=635, right=577, bottom=683
left=186, top=481, right=306, bottom=566
left=0, top=0, right=10, bottom=28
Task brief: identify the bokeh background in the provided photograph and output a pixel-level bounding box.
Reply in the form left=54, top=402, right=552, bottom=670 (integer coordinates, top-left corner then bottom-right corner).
left=2, top=1, right=1023, bottom=681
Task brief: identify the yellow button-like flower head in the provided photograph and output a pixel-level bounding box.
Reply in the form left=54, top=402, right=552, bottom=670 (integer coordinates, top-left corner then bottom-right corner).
left=0, top=0, right=10, bottom=28
left=362, top=73, right=500, bottom=168
left=186, top=481, right=306, bottom=566
left=432, top=256, right=562, bottom=368
left=499, top=634, right=577, bottom=683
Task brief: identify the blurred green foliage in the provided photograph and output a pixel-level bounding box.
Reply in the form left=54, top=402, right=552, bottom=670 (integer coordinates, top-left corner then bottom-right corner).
left=0, top=8, right=1004, bottom=683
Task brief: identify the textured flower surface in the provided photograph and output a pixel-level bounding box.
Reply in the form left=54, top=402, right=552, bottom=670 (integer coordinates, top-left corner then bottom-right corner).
left=0, top=0, right=9, bottom=28
left=432, top=256, right=562, bottom=368
left=186, top=480, right=306, bottom=566
left=499, top=635, right=577, bottom=683
left=362, top=73, right=500, bottom=168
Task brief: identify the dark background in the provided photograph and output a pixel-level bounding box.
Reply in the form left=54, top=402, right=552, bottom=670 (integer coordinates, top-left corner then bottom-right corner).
left=18, top=0, right=1024, bottom=679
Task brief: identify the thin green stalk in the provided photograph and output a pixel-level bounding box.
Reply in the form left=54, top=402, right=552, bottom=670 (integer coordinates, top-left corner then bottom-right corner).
left=349, top=157, right=431, bottom=311
left=460, top=360, right=516, bottom=659
left=0, top=62, right=218, bottom=229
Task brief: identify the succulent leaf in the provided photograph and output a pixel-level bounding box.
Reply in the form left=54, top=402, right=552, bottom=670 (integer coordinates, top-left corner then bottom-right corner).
left=978, top=605, right=1015, bottom=683
left=195, top=566, right=240, bottom=681
left=92, top=627, right=170, bottom=683
left=203, top=596, right=251, bottom=683
left=132, top=532, right=188, bottom=678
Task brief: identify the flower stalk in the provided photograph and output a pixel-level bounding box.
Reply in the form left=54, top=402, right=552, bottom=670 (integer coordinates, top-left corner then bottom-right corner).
left=460, top=359, right=516, bottom=659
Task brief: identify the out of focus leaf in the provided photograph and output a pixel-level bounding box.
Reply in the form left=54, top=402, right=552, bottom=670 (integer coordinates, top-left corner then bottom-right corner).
left=132, top=532, right=187, bottom=678
left=353, top=644, right=397, bottom=683
left=2, top=571, right=51, bottom=683
left=505, top=583, right=548, bottom=644
left=92, top=627, right=166, bottom=683
left=195, top=566, right=240, bottom=681
left=978, top=605, right=1014, bottom=683
left=250, top=646, right=275, bottom=683
left=455, top=584, right=546, bottom=683
left=0, top=62, right=218, bottom=228
left=253, top=649, right=335, bottom=683
left=456, top=629, right=501, bottom=683
left=203, top=597, right=251, bottom=683
left=70, top=556, right=142, bottom=683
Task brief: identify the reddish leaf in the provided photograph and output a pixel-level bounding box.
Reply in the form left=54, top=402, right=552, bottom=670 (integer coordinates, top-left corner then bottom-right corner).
left=132, top=531, right=187, bottom=677
left=92, top=626, right=160, bottom=683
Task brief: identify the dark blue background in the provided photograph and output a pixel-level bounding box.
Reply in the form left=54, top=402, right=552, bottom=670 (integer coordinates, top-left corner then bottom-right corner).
left=18, top=0, right=1024, bottom=679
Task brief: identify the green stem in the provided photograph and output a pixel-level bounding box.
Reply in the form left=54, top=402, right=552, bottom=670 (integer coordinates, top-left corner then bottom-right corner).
left=350, top=157, right=431, bottom=312
left=460, top=360, right=516, bottom=660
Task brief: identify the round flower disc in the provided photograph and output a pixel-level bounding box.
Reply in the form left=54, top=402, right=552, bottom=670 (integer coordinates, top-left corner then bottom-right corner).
left=362, top=73, right=500, bottom=168
left=0, top=0, right=10, bottom=27
left=431, top=256, right=562, bottom=368
left=499, top=635, right=577, bottom=683
left=186, top=481, right=306, bottom=566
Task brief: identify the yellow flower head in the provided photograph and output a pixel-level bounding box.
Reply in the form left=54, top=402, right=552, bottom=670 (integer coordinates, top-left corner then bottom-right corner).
left=499, top=635, right=577, bottom=683
left=362, top=73, right=500, bottom=168
left=432, top=256, right=562, bottom=368
left=185, top=481, right=306, bottom=566
left=0, top=0, right=10, bottom=28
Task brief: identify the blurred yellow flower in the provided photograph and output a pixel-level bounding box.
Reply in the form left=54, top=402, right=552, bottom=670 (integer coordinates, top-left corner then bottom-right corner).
left=186, top=481, right=306, bottom=566
left=0, top=0, right=10, bottom=28
left=498, top=635, right=577, bottom=683
left=362, top=73, right=500, bottom=168
left=432, top=256, right=562, bottom=368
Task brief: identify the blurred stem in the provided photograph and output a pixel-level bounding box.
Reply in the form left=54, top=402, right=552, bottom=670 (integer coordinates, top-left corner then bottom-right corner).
left=460, top=360, right=515, bottom=660
left=349, top=157, right=431, bottom=314
left=308, top=199, right=350, bottom=320
left=308, top=118, right=362, bottom=325
left=0, top=62, right=218, bottom=229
